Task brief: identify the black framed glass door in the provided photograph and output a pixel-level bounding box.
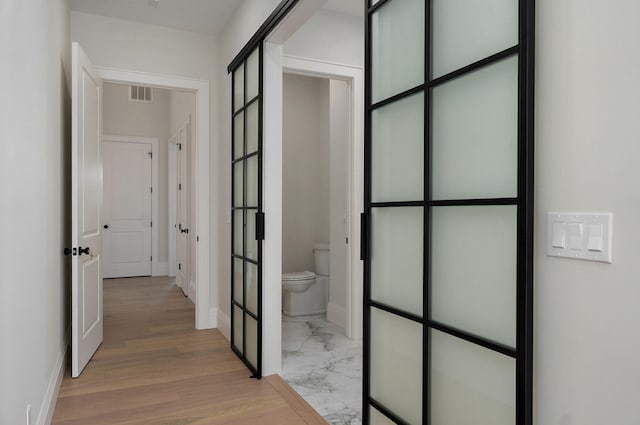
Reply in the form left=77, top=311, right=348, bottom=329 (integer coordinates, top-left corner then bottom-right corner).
left=230, top=44, right=264, bottom=378
left=363, top=0, right=534, bottom=423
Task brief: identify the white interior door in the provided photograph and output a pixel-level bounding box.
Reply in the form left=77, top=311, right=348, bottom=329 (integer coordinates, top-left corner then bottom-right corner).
left=176, top=123, right=189, bottom=296
left=168, top=135, right=177, bottom=277
left=71, top=42, right=103, bottom=378
left=102, top=140, right=152, bottom=278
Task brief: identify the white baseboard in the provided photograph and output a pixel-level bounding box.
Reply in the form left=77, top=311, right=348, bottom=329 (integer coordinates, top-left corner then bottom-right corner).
left=217, top=309, right=231, bottom=342
left=327, top=302, right=347, bottom=331
left=188, top=280, right=196, bottom=304
left=152, top=261, right=169, bottom=276
left=38, top=330, right=68, bottom=425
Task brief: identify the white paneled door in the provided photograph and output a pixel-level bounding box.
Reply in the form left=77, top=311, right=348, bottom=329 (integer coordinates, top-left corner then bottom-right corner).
left=71, top=42, right=103, bottom=378
left=102, top=140, right=153, bottom=278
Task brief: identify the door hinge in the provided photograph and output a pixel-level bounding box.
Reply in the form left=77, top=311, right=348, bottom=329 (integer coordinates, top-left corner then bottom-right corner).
left=150, top=256, right=153, bottom=261
left=346, top=237, right=349, bottom=244
left=150, top=221, right=153, bottom=228
left=178, top=183, right=182, bottom=191
left=197, top=235, right=199, bottom=242
left=150, top=187, right=153, bottom=193
left=178, top=263, right=181, bottom=270
left=177, top=143, right=182, bottom=151
left=148, top=152, right=153, bottom=158
left=360, top=212, right=368, bottom=261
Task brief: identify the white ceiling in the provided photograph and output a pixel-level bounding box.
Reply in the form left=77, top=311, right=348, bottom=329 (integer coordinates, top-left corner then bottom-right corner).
left=70, top=0, right=363, bottom=35
left=70, top=0, right=243, bottom=35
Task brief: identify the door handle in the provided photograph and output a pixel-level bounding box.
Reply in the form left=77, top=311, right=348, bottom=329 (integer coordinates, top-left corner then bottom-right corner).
left=103, top=224, right=109, bottom=229
left=78, top=247, right=90, bottom=256
left=181, top=228, right=189, bottom=234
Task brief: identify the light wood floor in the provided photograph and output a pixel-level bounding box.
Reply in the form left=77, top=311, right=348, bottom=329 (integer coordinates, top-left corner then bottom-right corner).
left=52, top=276, right=327, bottom=425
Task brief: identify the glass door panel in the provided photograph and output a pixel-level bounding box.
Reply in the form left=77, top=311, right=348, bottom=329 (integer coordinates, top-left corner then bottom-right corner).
left=230, top=44, right=263, bottom=378
left=370, top=308, right=423, bottom=425
left=233, top=64, right=244, bottom=113
left=430, top=330, right=516, bottom=425
left=370, top=207, right=423, bottom=317
left=431, top=0, right=518, bottom=78
left=233, top=112, right=244, bottom=159
left=431, top=56, right=518, bottom=200
left=371, top=0, right=425, bottom=103
left=371, top=92, right=424, bottom=203
left=430, top=205, right=517, bottom=348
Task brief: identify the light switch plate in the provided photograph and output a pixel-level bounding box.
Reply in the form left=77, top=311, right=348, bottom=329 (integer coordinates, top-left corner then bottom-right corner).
left=547, top=213, right=613, bottom=263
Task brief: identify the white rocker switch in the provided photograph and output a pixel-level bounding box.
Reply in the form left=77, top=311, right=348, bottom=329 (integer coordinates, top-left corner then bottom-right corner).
left=587, top=223, right=604, bottom=252
left=568, top=222, right=584, bottom=250
left=551, top=221, right=566, bottom=248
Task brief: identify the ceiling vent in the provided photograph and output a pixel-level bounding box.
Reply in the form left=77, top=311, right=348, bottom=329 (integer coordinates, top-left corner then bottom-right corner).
left=129, top=85, right=153, bottom=103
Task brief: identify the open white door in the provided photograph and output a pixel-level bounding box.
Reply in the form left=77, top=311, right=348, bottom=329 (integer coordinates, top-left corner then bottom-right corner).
left=71, top=42, right=103, bottom=378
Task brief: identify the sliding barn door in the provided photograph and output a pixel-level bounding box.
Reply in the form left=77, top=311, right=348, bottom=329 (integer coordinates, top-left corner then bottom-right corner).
left=363, top=0, right=534, bottom=424
left=230, top=45, right=264, bottom=378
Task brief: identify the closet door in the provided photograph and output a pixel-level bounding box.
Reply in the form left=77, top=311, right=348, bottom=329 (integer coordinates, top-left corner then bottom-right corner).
left=230, top=45, right=264, bottom=378
left=363, top=0, right=534, bottom=423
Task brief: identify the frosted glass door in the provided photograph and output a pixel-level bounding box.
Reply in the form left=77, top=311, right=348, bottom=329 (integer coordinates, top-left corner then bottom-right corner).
left=364, top=0, right=534, bottom=424
left=230, top=44, right=263, bottom=378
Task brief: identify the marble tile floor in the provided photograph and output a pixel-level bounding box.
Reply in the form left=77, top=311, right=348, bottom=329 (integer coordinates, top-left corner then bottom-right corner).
left=281, top=314, right=363, bottom=425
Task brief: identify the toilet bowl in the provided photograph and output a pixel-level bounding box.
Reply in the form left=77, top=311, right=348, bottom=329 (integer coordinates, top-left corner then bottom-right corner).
left=282, top=271, right=316, bottom=293
left=282, top=243, right=329, bottom=316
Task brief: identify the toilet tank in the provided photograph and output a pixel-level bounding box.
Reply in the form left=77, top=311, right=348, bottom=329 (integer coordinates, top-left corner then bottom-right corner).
left=313, top=243, right=330, bottom=276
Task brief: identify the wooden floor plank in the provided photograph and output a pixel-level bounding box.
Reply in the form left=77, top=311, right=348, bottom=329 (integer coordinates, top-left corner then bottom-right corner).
left=52, top=277, right=327, bottom=425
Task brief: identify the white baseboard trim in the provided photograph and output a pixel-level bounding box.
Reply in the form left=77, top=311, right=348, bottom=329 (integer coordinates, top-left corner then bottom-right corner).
left=327, top=302, right=347, bottom=331
left=217, top=309, right=231, bottom=342
left=152, top=261, right=169, bottom=277
left=188, top=280, right=196, bottom=304
left=38, top=330, right=68, bottom=425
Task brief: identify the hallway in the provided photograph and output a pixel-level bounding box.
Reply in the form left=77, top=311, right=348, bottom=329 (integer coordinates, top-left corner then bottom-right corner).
left=52, top=277, right=326, bottom=425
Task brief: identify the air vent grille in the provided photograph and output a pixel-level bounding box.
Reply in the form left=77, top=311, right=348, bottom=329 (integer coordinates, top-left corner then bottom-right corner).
left=129, top=85, right=153, bottom=103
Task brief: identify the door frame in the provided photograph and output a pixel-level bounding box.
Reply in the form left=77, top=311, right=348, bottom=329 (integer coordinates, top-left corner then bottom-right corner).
left=168, top=133, right=177, bottom=277
left=281, top=55, right=364, bottom=340
left=98, top=67, right=212, bottom=330
left=103, top=134, right=160, bottom=276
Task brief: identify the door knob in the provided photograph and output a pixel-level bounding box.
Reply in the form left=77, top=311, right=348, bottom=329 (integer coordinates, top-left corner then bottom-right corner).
left=104, top=224, right=109, bottom=229
left=78, top=247, right=90, bottom=256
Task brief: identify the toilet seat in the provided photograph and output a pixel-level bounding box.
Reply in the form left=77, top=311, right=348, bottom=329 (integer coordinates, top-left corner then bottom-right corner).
left=282, top=271, right=315, bottom=281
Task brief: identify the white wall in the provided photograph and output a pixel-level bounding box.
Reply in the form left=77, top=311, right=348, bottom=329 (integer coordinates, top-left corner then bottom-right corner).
left=0, top=0, right=70, bottom=424
left=71, top=10, right=219, bottom=318
left=282, top=74, right=330, bottom=273
left=535, top=1, right=640, bottom=424
left=284, top=9, right=363, bottom=67
left=329, top=79, right=349, bottom=313
left=103, top=82, right=171, bottom=262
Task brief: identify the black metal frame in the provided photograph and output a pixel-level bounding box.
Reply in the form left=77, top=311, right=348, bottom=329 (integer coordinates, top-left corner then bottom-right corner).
left=363, top=0, right=534, bottom=423
left=227, top=0, right=301, bottom=380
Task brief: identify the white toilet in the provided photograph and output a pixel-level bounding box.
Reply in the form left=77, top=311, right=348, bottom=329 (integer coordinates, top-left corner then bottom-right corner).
left=282, top=243, right=329, bottom=316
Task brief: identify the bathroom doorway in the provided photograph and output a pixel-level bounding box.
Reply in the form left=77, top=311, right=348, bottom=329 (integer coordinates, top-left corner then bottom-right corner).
left=280, top=69, right=362, bottom=423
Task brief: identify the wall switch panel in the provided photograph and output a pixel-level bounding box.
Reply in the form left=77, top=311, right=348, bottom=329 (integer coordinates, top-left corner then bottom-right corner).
left=547, top=213, right=612, bottom=263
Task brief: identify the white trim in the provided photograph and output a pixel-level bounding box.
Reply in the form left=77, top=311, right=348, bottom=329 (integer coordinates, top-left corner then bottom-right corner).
left=326, top=302, right=347, bottom=331
left=155, top=261, right=169, bottom=276
left=216, top=309, right=231, bottom=341
left=98, top=67, right=212, bottom=330
left=103, top=134, right=160, bottom=276
left=282, top=55, right=364, bottom=341
left=168, top=134, right=177, bottom=277
left=188, top=280, right=196, bottom=303
left=38, top=330, right=68, bottom=425
left=262, top=42, right=285, bottom=376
